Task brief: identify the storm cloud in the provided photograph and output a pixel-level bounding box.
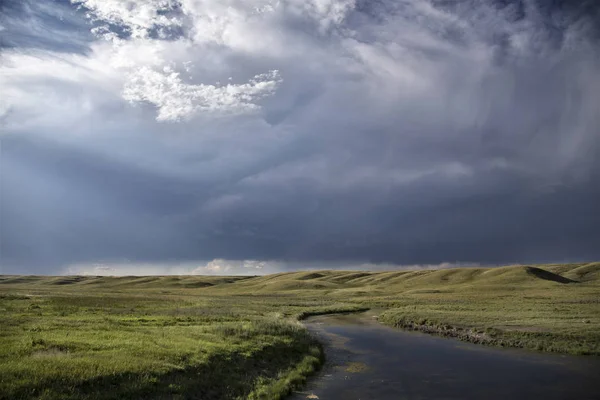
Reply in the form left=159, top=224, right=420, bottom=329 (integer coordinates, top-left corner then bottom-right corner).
left=1, top=0, right=599, bottom=274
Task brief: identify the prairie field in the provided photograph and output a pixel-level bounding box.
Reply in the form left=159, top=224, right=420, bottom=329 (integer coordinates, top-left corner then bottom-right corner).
left=1, top=263, right=599, bottom=399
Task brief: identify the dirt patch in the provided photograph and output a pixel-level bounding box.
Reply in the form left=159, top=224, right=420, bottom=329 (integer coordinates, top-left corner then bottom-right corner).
left=31, top=349, right=70, bottom=358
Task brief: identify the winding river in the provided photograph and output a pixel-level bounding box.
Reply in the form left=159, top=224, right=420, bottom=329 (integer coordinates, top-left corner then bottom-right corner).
left=292, top=312, right=600, bottom=400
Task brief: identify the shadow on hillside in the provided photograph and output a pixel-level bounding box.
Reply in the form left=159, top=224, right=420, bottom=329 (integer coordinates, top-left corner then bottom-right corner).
left=525, top=267, right=577, bottom=284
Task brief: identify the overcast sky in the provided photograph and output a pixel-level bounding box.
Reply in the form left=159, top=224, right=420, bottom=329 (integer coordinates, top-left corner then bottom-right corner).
left=1, top=0, right=599, bottom=275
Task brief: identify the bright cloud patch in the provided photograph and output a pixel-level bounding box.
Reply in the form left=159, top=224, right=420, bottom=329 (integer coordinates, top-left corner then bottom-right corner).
left=191, top=259, right=280, bottom=275
left=123, top=67, right=281, bottom=121
left=65, top=0, right=361, bottom=121
left=73, top=0, right=183, bottom=39
left=69, top=0, right=287, bottom=120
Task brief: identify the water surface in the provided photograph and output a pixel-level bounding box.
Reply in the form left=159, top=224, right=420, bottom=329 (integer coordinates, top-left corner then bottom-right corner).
left=292, top=313, right=600, bottom=400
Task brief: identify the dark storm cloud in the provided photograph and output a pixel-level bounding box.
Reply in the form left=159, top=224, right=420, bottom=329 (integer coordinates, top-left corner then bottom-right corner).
left=1, top=0, right=599, bottom=274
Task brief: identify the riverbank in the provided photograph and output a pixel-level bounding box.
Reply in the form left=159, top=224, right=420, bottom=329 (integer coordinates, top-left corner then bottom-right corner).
left=377, top=313, right=599, bottom=355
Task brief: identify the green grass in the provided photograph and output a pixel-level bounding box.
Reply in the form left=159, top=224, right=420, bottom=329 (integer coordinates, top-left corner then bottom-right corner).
left=1, top=262, right=599, bottom=399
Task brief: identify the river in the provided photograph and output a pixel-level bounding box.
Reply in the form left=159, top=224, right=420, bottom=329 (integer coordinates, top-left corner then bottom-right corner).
left=291, top=312, right=600, bottom=400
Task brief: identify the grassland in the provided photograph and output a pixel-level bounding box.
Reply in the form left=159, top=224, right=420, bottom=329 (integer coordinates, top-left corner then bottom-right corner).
left=1, top=262, right=599, bottom=399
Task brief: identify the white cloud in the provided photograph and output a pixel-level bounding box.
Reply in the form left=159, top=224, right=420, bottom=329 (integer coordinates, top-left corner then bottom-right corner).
left=62, top=0, right=358, bottom=122
left=73, top=0, right=183, bottom=39
left=64, top=261, right=202, bottom=275
left=59, top=1, right=289, bottom=121
left=192, top=259, right=229, bottom=274
left=191, top=259, right=283, bottom=275
left=123, top=67, right=281, bottom=121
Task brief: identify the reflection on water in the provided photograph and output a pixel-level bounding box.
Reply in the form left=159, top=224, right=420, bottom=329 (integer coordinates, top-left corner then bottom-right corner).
left=291, top=313, right=600, bottom=400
